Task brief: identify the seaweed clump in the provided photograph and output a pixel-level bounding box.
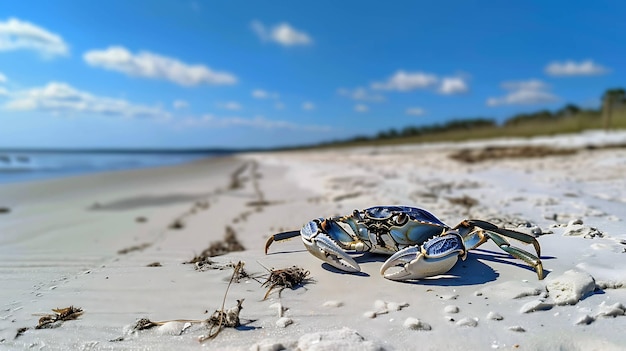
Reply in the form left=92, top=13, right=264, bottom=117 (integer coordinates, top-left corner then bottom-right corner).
left=36, top=306, right=84, bottom=329
left=262, top=266, right=311, bottom=300
left=185, top=226, right=245, bottom=267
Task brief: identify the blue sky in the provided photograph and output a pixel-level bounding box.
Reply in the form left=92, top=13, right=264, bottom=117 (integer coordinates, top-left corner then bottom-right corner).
left=0, top=1, right=623, bottom=148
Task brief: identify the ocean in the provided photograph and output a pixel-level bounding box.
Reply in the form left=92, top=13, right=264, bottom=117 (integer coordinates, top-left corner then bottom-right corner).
left=0, top=150, right=235, bottom=183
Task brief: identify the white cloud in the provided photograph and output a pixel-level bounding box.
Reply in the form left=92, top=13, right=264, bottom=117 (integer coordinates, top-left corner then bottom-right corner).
left=0, top=87, right=7, bottom=96
left=0, top=17, right=69, bottom=57
left=3, top=82, right=170, bottom=119
left=83, top=46, right=237, bottom=86
left=0, top=72, right=6, bottom=83
left=405, top=107, right=425, bottom=116
left=218, top=101, right=242, bottom=110
left=487, top=79, right=558, bottom=106
left=354, top=104, right=369, bottom=112
left=302, top=101, right=315, bottom=110
left=371, top=71, right=471, bottom=95
left=173, top=99, right=189, bottom=109
left=371, top=70, right=438, bottom=91
left=252, top=89, right=280, bottom=99
left=337, top=87, right=385, bottom=102
left=275, top=102, right=285, bottom=110
left=545, top=60, right=608, bottom=76
left=181, top=114, right=330, bottom=132
left=439, top=77, right=468, bottom=94
left=251, top=20, right=312, bottom=46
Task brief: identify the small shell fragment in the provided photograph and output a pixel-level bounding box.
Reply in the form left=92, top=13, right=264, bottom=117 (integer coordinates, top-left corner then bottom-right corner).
left=323, top=300, right=344, bottom=308
left=444, top=305, right=459, bottom=314
left=276, top=317, right=293, bottom=328
left=363, top=311, right=377, bottom=319
left=487, top=311, right=504, bottom=320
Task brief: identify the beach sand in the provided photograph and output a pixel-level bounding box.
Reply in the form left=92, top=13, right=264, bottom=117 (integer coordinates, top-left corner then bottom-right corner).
left=1, top=130, right=626, bottom=350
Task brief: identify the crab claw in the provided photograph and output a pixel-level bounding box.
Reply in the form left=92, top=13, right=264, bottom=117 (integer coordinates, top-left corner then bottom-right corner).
left=300, top=221, right=361, bottom=272
left=303, top=233, right=360, bottom=272
left=380, top=233, right=466, bottom=281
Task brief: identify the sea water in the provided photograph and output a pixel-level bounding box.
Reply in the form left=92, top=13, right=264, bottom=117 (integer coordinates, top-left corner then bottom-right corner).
left=0, top=150, right=233, bottom=183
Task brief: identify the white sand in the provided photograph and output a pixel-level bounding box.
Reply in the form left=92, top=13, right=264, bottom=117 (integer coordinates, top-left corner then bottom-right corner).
left=1, top=131, right=626, bottom=350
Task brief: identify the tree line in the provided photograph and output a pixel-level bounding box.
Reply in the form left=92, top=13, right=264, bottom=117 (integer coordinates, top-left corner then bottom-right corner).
left=317, top=88, right=625, bottom=147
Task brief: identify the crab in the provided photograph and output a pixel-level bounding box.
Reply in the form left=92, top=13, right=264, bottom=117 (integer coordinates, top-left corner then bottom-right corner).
left=265, top=206, right=544, bottom=281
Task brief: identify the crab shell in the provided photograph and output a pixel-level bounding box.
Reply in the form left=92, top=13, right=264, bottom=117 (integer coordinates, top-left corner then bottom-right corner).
left=266, top=205, right=544, bottom=281
left=300, top=206, right=466, bottom=279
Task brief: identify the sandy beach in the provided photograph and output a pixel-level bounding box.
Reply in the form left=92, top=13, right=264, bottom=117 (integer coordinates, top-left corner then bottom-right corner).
left=2, top=131, right=626, bottom=350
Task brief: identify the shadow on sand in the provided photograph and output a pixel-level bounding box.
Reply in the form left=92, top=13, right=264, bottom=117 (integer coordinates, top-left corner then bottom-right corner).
left=318, top=248, right=556, bottom=286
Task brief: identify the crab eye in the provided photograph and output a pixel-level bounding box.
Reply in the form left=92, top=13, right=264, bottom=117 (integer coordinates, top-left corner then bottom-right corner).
left=394, top=213, right=408, bottom=226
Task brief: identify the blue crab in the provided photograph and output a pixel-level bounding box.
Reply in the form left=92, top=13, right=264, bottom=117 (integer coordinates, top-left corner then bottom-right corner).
left=265, top=206, right=544, bottom=281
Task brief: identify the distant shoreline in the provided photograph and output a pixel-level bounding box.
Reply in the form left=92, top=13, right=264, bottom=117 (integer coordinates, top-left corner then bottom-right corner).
left=0, top=150, right=237, bottom=184
left=0, top=147, right=247, bottom=155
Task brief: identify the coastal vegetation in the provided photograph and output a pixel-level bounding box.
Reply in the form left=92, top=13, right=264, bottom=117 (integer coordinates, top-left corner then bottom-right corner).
left=309, top=88, right=626, bottom=149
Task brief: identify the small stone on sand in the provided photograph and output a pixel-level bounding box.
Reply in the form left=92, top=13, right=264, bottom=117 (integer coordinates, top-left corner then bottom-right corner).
left=546, top=270, right=596, bottom=305
left=323, top=300, right=344, bottom=308
left=363, top=311, right=377, bottom=319
left=508, top=326, right=526, bottom=332
left=403, top=317, right=432, bottom=331
left=487, top=311, right=504, bottom=320
left=444, top=305, right=459, bottom=314
left=276, top=317, right=293, bottom=328
left=575, top=315, right=595, bottom=325
left=455, top=317, right=478, bottom=327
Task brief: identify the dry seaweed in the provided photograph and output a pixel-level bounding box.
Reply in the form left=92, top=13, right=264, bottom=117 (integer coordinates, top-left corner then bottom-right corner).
left=14, top=327, right=29, bottom=339
left=200, top=299, right=244, bottom=342
left=117, top=243, right=151, bottom=255
left=447, top=195, right=479, bottom=208
left=447, top=195, right=479, bottom=216
left=449, top=145, right=577, bottom=163
left=110, top=262, right=246, bottom=343
left=199, top=261, right=245, bottom=342
left=245, top=200, right=281, bottom=207
left=35, top=306, right=83, bottom=329
left=110, top=317, right=197, bottom=342
left=228, top=163, right=249, bottom=190
left=262, top=266, right=311, bottom=300
left=184, top=226, right=245, bottom=265
left=193, top=260, right=259, bottom=285
left=132, top=318, right=159, bottom=331
left=169, top=219, right=185, bottom=230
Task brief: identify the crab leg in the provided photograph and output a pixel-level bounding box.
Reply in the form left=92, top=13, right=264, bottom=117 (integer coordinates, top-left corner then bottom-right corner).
left=468, top=220, right=541, bottom=257
left=484, top=232, right=544, bottom=280
left=265, top=230, right=301, bottom=254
